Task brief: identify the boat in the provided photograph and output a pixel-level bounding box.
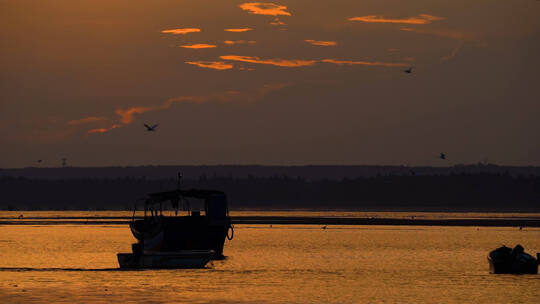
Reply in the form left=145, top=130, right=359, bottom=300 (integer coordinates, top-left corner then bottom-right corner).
left=488, top=244, right=539, bottom=274
left=117, top=176, right=233, bottom=269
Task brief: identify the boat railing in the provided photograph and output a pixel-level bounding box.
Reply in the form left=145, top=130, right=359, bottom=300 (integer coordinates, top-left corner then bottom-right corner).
left=131, top=198, right=146, bottom=223
left=130, top=173, right=228, bottom=222
left=131, top=195, right=206, bottom=222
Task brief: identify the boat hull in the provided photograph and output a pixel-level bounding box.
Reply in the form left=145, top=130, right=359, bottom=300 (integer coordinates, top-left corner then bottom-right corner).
left=117, top=250, right=214, bottom=269
left=130, top=216, right=229, bottom=257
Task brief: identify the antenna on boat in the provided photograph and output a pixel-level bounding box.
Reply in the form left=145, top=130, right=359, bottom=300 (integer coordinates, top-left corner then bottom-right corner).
left=177, top=173, right=182, bottom=190
left=176, top=173, right=182, bottom=216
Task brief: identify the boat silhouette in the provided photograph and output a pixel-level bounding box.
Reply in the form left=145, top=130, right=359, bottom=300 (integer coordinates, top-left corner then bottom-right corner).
left=118, top=176, right=233, bottom=268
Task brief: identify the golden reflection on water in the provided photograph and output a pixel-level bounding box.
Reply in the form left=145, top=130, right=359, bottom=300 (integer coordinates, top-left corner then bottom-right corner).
left=1, top=223, right=540, bottom=303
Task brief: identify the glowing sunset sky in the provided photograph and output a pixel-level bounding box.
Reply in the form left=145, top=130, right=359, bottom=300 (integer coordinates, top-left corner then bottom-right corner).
left=1, top=1, right=539, bottom=167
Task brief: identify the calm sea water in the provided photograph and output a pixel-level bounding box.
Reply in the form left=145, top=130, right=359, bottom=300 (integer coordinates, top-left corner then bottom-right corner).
left=1, top=212, right=540, bottom=303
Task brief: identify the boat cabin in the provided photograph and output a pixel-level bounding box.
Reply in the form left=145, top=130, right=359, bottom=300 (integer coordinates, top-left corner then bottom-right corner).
left=130, top=188, right=233, bottom=258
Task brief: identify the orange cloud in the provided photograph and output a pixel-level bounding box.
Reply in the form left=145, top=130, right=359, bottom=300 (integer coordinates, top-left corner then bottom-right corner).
left=305, top=40, right=337, bottom=46
left=77, top=85, right=290, bottom=135
left=86, top=128, right=106, bottom=134
left=349, top=14, right=443, bottom=25
left=400, top=27, right=474, bottom=40
left=112, top=96, right=212, bottom=127
left=219, top=55, right=316, bottom=67
left=68, top=116, right=106, bottom=125
left=180, top=44, right=217, bottom=49
left=224, top=28, right=253, bottom=32
left=115, top=106, right=163, bottom=124
left=160, top=28, right=201, bottom=35
left=185, top=61, right=234, bottom=70
left=87, top=124, right=121, bottom=134
left=270, top=17, right=286, bottom=26
left=114, top=87, right=286, bottom=124
left=224, top=40, right=256, bottom=45
left=321, top=59, right=408, bottom=67
left=239, top=2, right=291, bottom=16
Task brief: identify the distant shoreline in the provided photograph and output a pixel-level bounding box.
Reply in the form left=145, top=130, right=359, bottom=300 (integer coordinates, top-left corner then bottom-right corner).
left=1, top=216, right=539, bottom=227
left=2, top=164, right=540, bottom=180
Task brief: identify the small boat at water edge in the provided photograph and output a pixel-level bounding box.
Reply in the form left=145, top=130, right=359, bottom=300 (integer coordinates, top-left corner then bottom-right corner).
left=117, top=250, right=215, bottom=269
left=488, top=245, right=539, bottom=274
left=117, top=175, right=233, bottom=269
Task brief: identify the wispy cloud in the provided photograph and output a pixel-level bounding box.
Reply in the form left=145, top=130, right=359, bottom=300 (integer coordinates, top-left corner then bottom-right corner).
left=185, top=61, right=234, bottom=70
left=349, top=14, right=443, bottom=25
left=400, top=27, right=474, bottom=40
left=441, top=42, right=464, bottom=61
left=224, top=28, right=253, bottom=32
left=224, top=40, right=256, bottom=45
left=67, top=116, right=120, bottom=135
left=305, top=40, right=337, bottom=46
left=321, top=59, right=408, bottom=67
left=160, top=28, right=201, bottom=35
left=239, top=2, right=291, bottom=16
left=219, top=55, right=316, bottom=67
left=87, top=124, right=121, bottom=134
left=76, top=85, right=288, bottom=134
left=113, top=98, right=201, bottom=126
left=115, top=106, right=164, bottom=124
left=270, top=18, right=286, bottom=26
left=217, top=55, right=405, bottom=68
left=68, top=116, right=106, bottom=125
left=180, top=44, right=217, bottom=49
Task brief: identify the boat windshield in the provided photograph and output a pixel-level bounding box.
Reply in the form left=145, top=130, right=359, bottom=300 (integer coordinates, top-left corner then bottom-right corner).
left=131, top=189, right=228, bottom=219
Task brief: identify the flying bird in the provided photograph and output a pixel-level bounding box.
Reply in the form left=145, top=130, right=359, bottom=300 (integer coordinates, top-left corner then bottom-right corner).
left=144, top=123, right=159, bottom=132
left=440, top=153, right=446, bottom=160
left=403, top=67, right=413, bottom=74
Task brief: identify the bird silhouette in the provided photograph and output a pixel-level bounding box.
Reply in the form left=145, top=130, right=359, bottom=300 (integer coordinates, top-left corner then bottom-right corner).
left=403, top=67, right=413, bottom=74
left=37, top=159, right=42, bottom=163
left=144, top=123, right=159, bottom=132
left=440, top=153, right=446, bottom=160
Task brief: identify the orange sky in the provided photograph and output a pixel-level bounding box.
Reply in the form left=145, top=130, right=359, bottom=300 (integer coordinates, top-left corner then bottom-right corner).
left=1, top=0, right=539, bottom=167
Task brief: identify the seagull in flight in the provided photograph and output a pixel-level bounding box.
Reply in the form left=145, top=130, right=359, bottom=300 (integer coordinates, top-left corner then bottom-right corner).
left=144, top=123, right=159, bottom=132
left=440, top=153, right=446, bottom=160
left=403, top=67, right=413, bottom=74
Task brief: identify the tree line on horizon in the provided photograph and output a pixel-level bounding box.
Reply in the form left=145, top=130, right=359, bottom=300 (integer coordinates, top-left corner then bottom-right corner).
left=0, top=172, right=539, bottom=211
left=2, top=163, right=540, bottom=181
